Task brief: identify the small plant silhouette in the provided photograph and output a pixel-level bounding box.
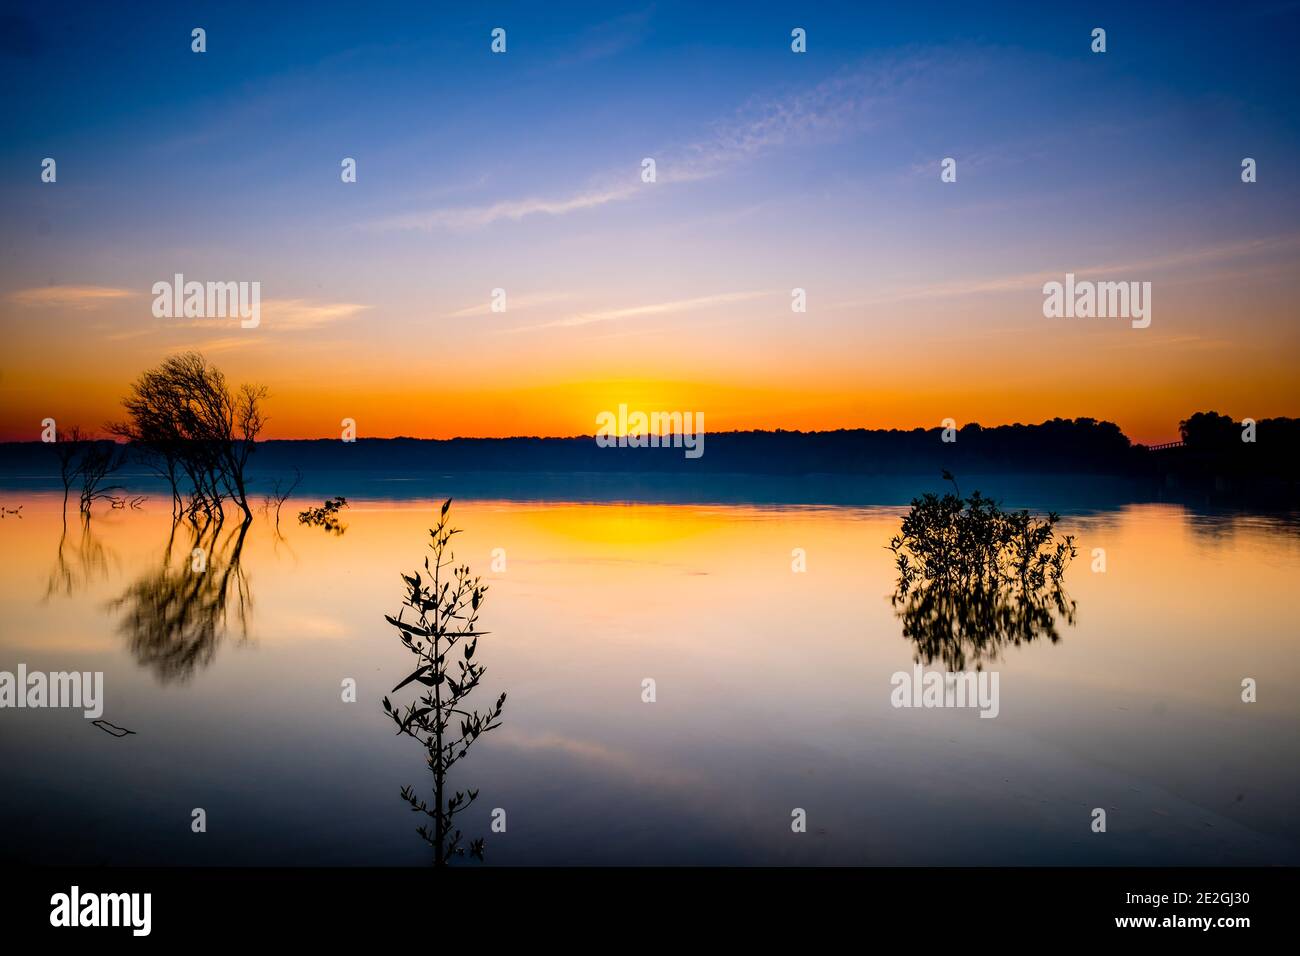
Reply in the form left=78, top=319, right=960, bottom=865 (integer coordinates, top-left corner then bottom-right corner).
left=383, top=499, right=506, bottom=865
left=298, top=496, right=348, bottom=534
left=888, top=473, right=1077, bottom=670
left=263, top=468, right=302, bottom=528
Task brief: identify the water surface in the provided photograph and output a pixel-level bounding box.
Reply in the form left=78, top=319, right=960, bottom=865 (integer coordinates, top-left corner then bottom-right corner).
left=1, top=477, right=1297, bottom=865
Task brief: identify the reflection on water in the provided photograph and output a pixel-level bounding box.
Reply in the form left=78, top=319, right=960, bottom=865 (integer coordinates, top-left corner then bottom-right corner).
left=109, top=515, right=252, bottom=684
left=892, top=584, right=1076, bottom=672
left=888, top=485, right=1078, bottom=671
left=1, top=480, right=1298, bottom=866
left=45, top=514, right=114, bottom=600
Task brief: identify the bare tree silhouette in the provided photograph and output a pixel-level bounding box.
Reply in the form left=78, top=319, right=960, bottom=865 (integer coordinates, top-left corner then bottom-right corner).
left=50, top=425, right=126, bottom=517
left=110, top=352, right=267, bottom=521
left=262, top=468, right=302, bottom=529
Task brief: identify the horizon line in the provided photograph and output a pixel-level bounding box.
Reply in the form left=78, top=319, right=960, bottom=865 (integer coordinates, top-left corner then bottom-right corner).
left=4, top=412, right=1284, bottom=449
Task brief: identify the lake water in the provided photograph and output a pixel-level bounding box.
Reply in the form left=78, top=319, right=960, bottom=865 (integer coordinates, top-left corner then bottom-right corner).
left=1, top=475, right=1297, bottom=865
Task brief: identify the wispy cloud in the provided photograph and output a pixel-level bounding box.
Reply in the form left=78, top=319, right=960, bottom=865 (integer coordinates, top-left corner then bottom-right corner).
left=368, top=53, right=935, bottom=232
left=178, top=335, right=253, bottom=355
left=260, top=298, right=371, bottom=331
left=387, top=184, right=642, bottom=230
left=8, top=285, right=136, bottom=309
left=442, top=291, right=574, bottom=319
left=831, top=234, right=1300, bottom=310
left=505, top=289, right=775, bottom=333
left=94, top=296, right=371, bottom=343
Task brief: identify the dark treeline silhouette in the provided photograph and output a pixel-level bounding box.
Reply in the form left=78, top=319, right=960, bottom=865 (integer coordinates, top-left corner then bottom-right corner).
left=243, top=418, right=1143, bottom=475
left=4, top=412, right=1296, bottom=484
left=214, top=414, right=1300, bottom=484
left=1163, top=412, right=1300, bottom=482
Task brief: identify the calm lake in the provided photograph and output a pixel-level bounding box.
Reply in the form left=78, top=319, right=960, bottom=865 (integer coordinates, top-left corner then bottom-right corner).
left=1, top=473, right=1297, bottom=865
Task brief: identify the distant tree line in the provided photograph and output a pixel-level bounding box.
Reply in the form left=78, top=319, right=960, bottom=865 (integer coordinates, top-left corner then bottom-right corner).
left=1164, top=411, right=1300, bottom=483
left=177, top=416, right=1145, bottom=475
left=14, top=408, right=1296, bottom=490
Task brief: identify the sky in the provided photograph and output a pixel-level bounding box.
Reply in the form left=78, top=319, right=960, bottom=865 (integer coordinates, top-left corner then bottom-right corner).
left=1, top=0, right=1298, bottom=445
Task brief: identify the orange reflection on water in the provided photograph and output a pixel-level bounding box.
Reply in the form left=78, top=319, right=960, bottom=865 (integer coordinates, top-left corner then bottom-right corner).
left=1, top=490, right=1297, bottom=865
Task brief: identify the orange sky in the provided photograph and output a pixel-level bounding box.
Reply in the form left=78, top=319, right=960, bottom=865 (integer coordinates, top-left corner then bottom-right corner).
left=1, top=264, right=1297, bottom=446
left=4, top=8, right=1299, bottom=450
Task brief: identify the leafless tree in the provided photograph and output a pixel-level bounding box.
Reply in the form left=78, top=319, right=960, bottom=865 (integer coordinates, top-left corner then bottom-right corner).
left=263, top=467, right=302, bottom=528
left=76, top=439, right=127, bottom=512
left=50, top=425, right=126, bottom=516
left=52, top=425, right=85, bottom=516
left=110, top=352, right=267, bottom=521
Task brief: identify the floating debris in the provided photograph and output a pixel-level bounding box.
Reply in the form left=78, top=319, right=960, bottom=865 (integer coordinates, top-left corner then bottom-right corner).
left=92, top=719, right=136, bottom=738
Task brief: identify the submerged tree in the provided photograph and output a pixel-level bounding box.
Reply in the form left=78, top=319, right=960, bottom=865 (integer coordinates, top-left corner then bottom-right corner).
left=51, top=425, right=126, bottom=516
left=110, top=352, right=266, bottom=520
left=76, top=439, right=127, bottom=513
left=52, top=425, right=86, bottom=516
left=888, top=474, right=1077, bottom=670
left=263, top=468, right=302, bottom=529
left=383, top=499, right=506, bottom=865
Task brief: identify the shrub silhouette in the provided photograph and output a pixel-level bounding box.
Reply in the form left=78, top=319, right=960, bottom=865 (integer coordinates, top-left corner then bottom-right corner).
left=298, top=496, right=348, bottom=534
left=888, top=474, right=1077, bottom=671
left=383, top=499, right=506, bottom=865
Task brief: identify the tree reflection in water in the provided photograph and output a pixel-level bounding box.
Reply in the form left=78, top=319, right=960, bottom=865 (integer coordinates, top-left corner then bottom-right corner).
left=45, top=513, right=114, bottom=600
left=110, top=514, right=253, bottom=683
left=888, top=475, right=1078, bottom=671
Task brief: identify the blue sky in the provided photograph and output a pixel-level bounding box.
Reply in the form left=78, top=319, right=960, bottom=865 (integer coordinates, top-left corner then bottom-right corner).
left=2, top=0, right=1298, bottom=441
